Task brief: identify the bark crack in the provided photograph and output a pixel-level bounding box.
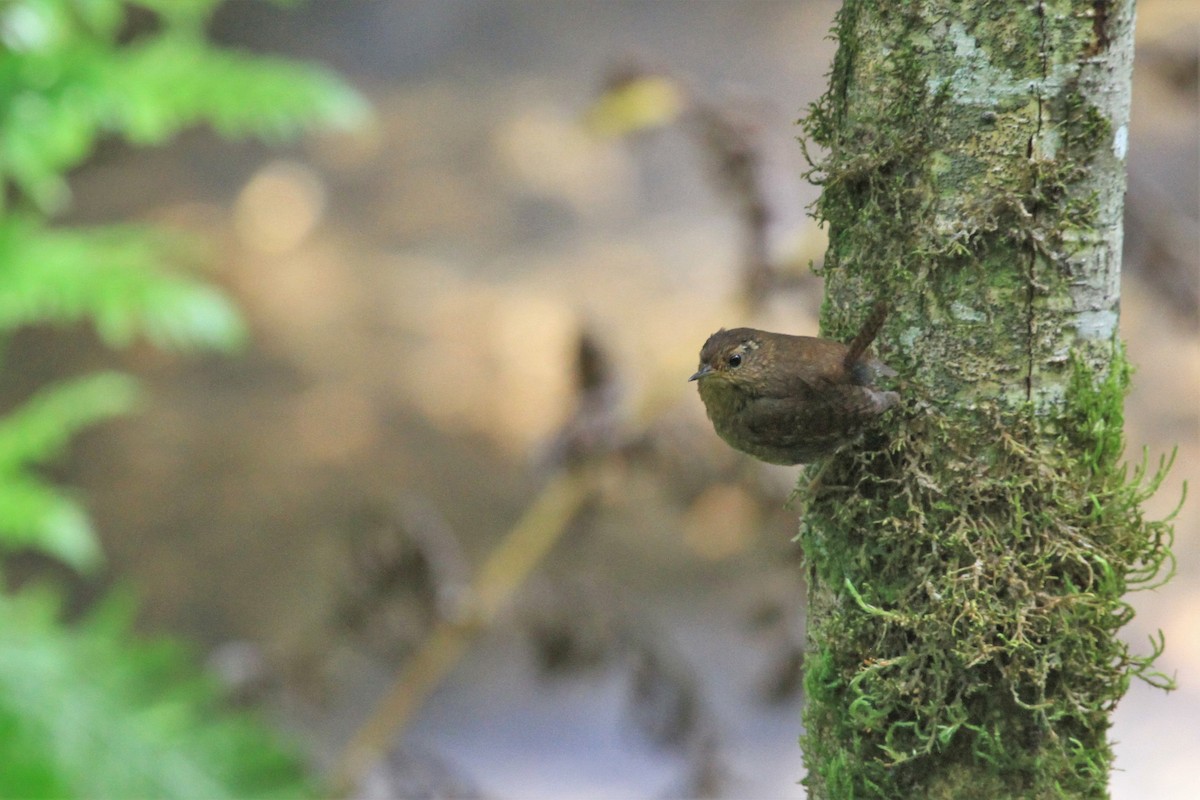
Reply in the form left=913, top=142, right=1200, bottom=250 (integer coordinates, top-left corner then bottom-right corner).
left=1025, top=0, right=1050, bottom=403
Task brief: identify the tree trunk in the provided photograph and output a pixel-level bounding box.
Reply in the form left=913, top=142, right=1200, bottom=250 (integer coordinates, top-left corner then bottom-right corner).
left=798, top=1, right=1175, bottom=797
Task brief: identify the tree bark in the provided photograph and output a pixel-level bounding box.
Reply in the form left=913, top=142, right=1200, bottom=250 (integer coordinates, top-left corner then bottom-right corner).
left=799, top=1, right=1175, bottom=797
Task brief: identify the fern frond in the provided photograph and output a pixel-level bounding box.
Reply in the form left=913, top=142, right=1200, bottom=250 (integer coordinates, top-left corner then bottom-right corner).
left=0, top=586, right=314, bottom=798
left=0, top=0, right=366, bottom=211
left=108, top=35, right=370, bottom=145
left=0, top=371, right=138, bottom=570
left=0, top=371, right=138, bottom=474
left=0, top=477, right=102, bottom=570
left=0, top=218, right=246, bottom=350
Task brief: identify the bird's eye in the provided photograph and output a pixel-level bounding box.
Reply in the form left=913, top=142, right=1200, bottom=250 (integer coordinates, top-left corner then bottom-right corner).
left=727, top=353, right=742, bottom=368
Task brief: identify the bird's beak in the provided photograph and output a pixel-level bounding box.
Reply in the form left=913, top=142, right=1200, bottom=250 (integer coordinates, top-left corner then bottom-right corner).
left=688, top=364, right=713, bottom=382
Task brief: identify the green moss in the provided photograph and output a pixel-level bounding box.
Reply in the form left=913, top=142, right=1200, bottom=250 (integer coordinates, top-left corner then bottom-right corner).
left=798, top=345, right=1178, bottom=799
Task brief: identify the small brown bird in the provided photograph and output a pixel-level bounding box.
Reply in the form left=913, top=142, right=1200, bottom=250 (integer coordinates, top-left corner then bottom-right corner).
left=689, top=303, right=899, bottom=465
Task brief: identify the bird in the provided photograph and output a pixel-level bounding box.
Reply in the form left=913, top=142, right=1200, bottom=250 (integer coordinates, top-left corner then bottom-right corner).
left=689, top=302, right=899, bottom=465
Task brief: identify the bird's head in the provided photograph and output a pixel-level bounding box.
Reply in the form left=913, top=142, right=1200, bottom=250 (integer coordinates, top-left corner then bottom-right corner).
left=689, top=328, right=767, bottom=389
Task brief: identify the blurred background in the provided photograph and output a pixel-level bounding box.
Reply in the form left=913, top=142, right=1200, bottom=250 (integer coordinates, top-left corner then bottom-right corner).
left=15, top=0, right=1197, bottom=797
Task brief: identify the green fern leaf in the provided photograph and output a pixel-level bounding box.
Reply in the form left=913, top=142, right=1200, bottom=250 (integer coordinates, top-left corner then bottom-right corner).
left=0, top=218, right=247, bottom=350
left=0, top=586, right=314, bottom=798
left=0, top=371, right=138, bottom=570
left=0, top=477, right=101, bottom=570
left=0, top=371, right=138, bottom=474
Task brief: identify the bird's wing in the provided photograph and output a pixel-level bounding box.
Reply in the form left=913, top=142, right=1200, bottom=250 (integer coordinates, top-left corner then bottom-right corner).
left=766, top=337, right=856, bottom=396
left=745, top=386, right=892, bottom=443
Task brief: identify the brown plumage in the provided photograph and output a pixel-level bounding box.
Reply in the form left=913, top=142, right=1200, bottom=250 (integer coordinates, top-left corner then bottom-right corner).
left=689, top=303, right=899, bottom=465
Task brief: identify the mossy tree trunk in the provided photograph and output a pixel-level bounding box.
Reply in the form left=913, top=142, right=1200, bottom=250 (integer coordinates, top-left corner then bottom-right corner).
left=799, top=1, right=1174, bottom=798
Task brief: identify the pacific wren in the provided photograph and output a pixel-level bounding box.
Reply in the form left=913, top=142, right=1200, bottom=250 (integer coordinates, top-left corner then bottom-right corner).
left=689, top=302, right=899, bottom=465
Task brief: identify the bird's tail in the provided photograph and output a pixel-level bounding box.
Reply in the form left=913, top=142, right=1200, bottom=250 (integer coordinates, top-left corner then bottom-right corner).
left=844, top=300, right=889, bottom=368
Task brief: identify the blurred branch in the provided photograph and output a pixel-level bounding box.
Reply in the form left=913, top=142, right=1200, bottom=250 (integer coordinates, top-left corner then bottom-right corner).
left=539, top=328, right=626, bottom=470
left=333, top=467, right=599, bottom=792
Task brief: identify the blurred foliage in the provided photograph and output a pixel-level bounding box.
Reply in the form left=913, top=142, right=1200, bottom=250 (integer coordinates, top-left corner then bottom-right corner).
left=0, top=0, right=364, bottom=212
left=0, top=218, right=245, bottom=350
left=0, top=0, right=366, bottom=796
left=0, top=588, right=311, bottom=799
left=585, top=72, right=686, bottom=137
left=0, top=371, right=136, bottom=570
